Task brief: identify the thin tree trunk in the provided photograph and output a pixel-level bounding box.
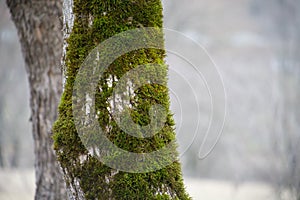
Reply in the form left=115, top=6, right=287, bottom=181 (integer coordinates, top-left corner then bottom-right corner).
left=0, top=145, right=3, bottom=168
left=6, top=1, right=67, bottom=199
left=0, top=100, right=4, bottom=168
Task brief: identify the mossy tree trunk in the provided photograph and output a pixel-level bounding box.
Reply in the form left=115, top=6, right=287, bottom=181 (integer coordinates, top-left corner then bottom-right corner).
left=6, top=1, right=67, bottom=199
left=54, top=0, right=191, bottom=199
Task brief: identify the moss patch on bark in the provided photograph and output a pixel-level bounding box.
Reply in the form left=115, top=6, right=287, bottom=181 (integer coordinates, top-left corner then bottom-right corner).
left=53, top=0, right=191, bottom=199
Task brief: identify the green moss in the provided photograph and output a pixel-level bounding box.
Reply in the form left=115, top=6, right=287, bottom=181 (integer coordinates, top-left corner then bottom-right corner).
left=53, top=0, right=191, bottom=199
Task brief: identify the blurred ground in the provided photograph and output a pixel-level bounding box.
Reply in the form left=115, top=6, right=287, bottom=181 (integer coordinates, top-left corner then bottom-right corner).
left=185, top=178, right=276, bottom=200
left=0, top=170, right=34, bottom=200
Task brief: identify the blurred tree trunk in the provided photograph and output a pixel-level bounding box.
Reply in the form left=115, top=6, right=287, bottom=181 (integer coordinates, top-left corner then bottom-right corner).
left=268, top=0, right=300, bottom=199
left=6, top=1, right=67, bottom=199
left=0, top=100, right=3, bottom=168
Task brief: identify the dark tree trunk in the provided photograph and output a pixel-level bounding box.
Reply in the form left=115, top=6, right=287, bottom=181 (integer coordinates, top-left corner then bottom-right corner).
left=6, top=1, right=67, bottom=199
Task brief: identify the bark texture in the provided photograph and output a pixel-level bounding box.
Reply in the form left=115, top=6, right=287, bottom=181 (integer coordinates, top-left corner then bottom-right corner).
left=6, top=1, right=67, bottom=199
left=53, top=0, right=190, bottom=199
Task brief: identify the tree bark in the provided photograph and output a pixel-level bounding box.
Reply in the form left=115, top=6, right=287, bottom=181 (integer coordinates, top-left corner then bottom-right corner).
left=6, top=1, right=67, bottom=199
left=0, top=99, right=4, bottom=168
left=53, top=0, right=190, bottom=199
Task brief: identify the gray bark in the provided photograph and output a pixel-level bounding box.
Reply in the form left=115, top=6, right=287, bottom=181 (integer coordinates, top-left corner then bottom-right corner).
left=6, top=0, right=67, bottom=199
left=61, top=1, right=86, bottom=199
left=0, top=99, right=3, bottom=168
left=268, top=0, right=300, bottom=199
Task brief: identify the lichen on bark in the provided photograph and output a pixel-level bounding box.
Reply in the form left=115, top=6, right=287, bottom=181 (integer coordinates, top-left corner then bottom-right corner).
left=53, top=0, right=191, bottom=199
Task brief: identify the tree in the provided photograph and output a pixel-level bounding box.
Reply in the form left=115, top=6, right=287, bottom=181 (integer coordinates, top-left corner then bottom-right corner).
left=6, top=0, right=67, bottom=199
left=53, top=0, right=190, bottom=199
left=272, top=0, right=300, bottom=198
left=257, top=0, right=300, bottom=199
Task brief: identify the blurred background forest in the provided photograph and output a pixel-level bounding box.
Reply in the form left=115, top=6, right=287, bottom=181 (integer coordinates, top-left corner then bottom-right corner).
left=0, top=0, right=299, bottom=199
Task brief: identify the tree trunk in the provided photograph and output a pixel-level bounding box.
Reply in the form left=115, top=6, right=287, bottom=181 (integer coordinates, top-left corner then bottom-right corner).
left=53, top=0, right=190, bottom=199
left=0, top=99, right=4, bottom=168
left=6, top=1, right=67, bottom=199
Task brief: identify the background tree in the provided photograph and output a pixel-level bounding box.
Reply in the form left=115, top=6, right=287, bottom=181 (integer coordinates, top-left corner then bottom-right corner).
left=6, top=0, right=67, bottom=199
left=269, top=0, right=300, bottom=199
left=53, top=0, right=190, bottom=199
